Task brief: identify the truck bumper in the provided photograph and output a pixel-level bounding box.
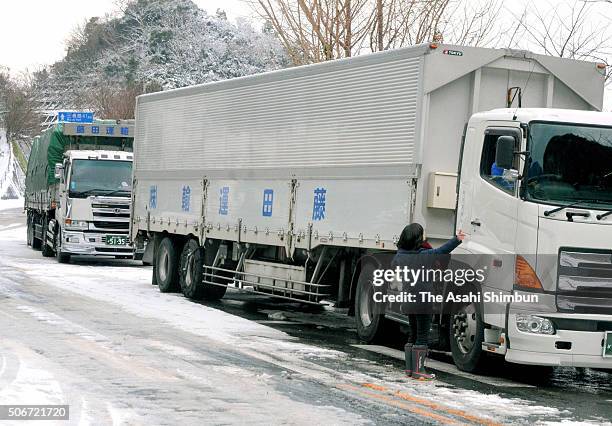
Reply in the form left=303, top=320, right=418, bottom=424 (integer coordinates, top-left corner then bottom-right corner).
left=62, top=231, right=135, bottom=257
left=506, top=313, right=612, bottom=369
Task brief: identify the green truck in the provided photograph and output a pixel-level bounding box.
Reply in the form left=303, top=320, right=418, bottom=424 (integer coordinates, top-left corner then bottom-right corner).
left=25, top=120, right=143, bottom=263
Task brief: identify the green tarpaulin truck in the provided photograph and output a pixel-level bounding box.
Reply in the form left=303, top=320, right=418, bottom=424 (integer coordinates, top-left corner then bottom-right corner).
left=25, top=120, right=144, bottom=263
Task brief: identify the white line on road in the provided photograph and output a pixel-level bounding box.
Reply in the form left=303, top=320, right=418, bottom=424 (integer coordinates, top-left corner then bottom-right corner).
left=352, top=344, right=535, bottom=388
left=0, top=355, right=6, bottom=378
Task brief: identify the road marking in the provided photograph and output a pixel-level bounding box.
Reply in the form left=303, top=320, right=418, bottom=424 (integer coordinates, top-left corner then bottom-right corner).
left=0, top=222, right=22, bottom=231
left=352, top=344, right=535, bottom=388
left=243, top=347, right=499, bottom=424
left=359, top=383, right=502, bottom=426
left=0, top=355, right=6, bottom=378
left=0, top=308, right=18, bottom=320
left=338, top=383, right=458, bottom=424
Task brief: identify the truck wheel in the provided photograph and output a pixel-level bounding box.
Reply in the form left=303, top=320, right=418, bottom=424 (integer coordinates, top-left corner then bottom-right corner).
left=179, top=239, right=205, bottom=300
left=31, top=215, right=42, bottom=250
left=41, top=218, right=54, bottom=257
left=450, top=301, right=485, bottom=372
left=26, top=215, right=33, bottom=247
left=201, top=266, right=230, bottom=301
left=55, top=229, right=70, bottom=263
left=355, top=262, right=389, bottom=343
left=155, top=237, right=180, bottom=293
left=198, top=242, right=230, bottom=301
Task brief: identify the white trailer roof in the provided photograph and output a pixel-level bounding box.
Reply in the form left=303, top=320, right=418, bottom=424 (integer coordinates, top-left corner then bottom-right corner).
left=138, top=43, right=605, bottom=111
left=471, top=108, right=612, bottom=126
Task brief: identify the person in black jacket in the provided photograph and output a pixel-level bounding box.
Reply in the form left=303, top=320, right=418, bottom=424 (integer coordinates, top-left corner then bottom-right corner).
left=393, top=223, right=465, bottom=380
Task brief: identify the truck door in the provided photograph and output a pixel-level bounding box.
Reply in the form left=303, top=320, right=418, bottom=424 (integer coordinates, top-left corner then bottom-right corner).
left=464, top=126, right=521, bottom=256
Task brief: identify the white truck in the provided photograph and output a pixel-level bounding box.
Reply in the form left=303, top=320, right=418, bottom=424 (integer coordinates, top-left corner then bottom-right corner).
left=131, top=43, right=611, bottom=371
left=25, top=120, right=144, bottom=263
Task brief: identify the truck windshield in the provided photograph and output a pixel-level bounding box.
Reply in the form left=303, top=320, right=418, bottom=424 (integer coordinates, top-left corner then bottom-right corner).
left=69, top=160, right=132, bottom=198
left=526, top=122, right=612, bottom=209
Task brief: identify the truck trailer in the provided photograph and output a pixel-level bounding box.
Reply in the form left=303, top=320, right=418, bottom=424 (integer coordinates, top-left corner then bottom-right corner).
left=131, top=43, right=611, bottom=371
left=25, top=120, right=143, bottom=263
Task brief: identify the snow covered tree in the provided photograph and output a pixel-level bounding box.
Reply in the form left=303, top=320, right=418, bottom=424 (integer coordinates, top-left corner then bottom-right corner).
left=36, top=0, right=289, bottom=118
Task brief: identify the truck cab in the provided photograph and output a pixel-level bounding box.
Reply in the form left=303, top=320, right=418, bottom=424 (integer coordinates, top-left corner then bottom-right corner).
left=25, top=119, right=144, bottom=263
left=54, top=149, right=136, bottom=259
left=453, top=108, right=612, bottom=370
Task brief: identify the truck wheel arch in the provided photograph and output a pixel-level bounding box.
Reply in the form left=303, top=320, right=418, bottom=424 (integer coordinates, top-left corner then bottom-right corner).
left=348, top=253, right=383, bottom=316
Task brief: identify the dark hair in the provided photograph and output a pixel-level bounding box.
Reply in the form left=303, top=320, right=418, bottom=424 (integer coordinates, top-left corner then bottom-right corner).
left=397, top=223, right=424, bottom=251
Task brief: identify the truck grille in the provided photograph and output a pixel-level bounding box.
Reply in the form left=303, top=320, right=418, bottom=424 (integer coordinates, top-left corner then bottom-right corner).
left=92, top=221, right=130, bottom=230
left=556, top=249, right=612, bottom=314
left=91, top=198, right=131, bottom=233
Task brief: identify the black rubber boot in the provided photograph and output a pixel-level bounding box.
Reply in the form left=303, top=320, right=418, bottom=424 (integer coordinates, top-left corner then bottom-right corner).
left=411, top=345, right=435, bottom=381
left=404, top=343, right=413, bottom=376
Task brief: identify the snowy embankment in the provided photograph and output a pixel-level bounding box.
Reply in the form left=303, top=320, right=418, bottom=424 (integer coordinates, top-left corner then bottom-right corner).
left=0, top=128, right=24, bottom=202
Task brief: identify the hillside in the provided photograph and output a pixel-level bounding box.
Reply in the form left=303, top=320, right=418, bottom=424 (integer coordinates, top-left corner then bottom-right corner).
left=35, top=0, right=288, bottom=119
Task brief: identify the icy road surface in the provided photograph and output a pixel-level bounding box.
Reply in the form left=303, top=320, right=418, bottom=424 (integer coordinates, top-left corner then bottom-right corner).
left=0, top=206, right=611, bottom=425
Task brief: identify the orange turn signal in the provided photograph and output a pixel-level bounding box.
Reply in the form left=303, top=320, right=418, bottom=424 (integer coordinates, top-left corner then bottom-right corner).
left=429, top=43, right=438, bottom=49
left=515, top=255, right=543, bottom=291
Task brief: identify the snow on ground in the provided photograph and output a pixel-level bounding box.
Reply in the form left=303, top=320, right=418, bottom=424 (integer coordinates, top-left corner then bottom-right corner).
left=0, top=129, right=23, bottom=201
left=0, top=224, right=595, bottom=424
left=0, top=197, right=24, bottom=211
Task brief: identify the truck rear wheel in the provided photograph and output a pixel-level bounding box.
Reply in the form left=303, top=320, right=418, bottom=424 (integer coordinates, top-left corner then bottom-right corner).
left=179, top=239, right=205, bottom=300
left=355, top=262, right=389, bottom=343
left=155, top=237, right=180, bottom=293
left=449, top=301, right=485, bottom=372
left=201, top=267, right=230, bottom=301
left=199, top=242, right=230, bottom=301
left=31, top=215, right=42, bottom=250
left=41, top=218, right=54, bottom=257
left=26, top=215, right=33, bottom=247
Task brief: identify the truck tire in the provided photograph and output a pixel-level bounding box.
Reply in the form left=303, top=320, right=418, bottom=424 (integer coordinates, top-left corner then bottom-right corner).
left=55, top=229, right=70, bottom=263
left=155, top=237, right=180, bottom=293
left=449, top=301, right=485, bottom=372
left=179, top=239, right=205, bottom=300
left=41, top=218, right=54, bottom=257
left=31, top=215, right=42, bottom=250
left=199, top=242, right=230, bottom=301
left=201, top=266, right=230, bottom=301
left=26, top=215, right=33, bottom=247
left=354, top=262, right=389, bottom=343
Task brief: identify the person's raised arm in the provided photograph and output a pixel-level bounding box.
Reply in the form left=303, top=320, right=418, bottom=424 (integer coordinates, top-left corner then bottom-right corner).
left=419, top=230, right=465, bottom=254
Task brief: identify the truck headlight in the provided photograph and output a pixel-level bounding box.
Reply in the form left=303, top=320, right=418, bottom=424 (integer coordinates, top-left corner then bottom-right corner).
left=64, top=234, right=81, bottom=243
left=516, top=314, right=555, bottom=335
left=65, top=219, right=88, bottom=230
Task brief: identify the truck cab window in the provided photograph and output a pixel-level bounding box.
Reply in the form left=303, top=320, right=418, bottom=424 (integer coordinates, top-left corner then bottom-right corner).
left=526, top=122, right=612, bottom=208
left=479, top=133, right=518, bottom=194
left=69, top=160, right=133, bottom=198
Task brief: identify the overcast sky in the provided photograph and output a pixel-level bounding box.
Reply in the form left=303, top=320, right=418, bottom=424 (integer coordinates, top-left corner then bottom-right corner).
left=0, top=0, right=252, bottom=73
left=1, top=0, right=610, bottom=109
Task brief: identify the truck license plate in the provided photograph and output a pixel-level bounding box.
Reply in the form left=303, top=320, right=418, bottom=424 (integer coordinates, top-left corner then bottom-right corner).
left=604, top=332, right=612, bottom=358
left=106, top=235, right=127, bottom=246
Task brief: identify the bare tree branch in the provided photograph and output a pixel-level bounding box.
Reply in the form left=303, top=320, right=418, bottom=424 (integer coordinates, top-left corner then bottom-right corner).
left=247, top=0, right=504, bottom=65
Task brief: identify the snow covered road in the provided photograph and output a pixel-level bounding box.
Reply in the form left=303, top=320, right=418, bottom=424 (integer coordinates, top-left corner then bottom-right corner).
left=0, top=206, right=611, bottom=425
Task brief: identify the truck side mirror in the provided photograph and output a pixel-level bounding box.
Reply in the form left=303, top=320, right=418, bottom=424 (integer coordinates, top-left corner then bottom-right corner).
left=54, top=163, right=64, bottom=180
left=495, top=136, right=515, bottom=170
